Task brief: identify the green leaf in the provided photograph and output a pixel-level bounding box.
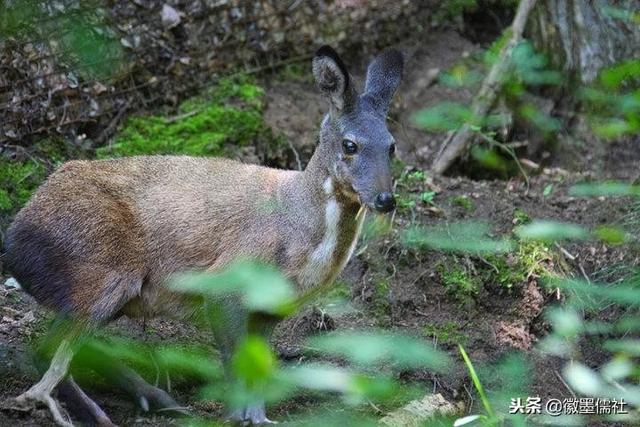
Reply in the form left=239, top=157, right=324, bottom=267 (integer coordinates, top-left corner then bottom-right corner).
left=570, top=181, right=640, bottom=197
left=454, top=414, right=484, bottom=426
left=412, top=102, right=475, bottom=131
left=232, top=335, right=277, bottom=387
left=563, top=363, right=603, bottom=395
left=593, top=119, right=635, bottom=138
left=515, top=220, right=589, bottom=242
left=547, top=307, right=583, bottom=338
left=309, top=331, right=450, bottom=372
left=420, top=191, right=436, bottom=204
left=601, top=357, right=633, bottom=381
left=440, top=64, right=482, bottom=88
left=459, top=345, right=495, bottom=420
left=599, top=59, right=640, bottom=89
left=553, top=278, right=640, bottom=308
left=603, top=340, right=640, bottom=356
left=402, top=222, right=512, bottom=254
left=470, top=146, right=507, bottom=171
left=280, top=364, right=395, bottom=403
left=156, top=346, right=223, bottom=381
left=539, top=335, right=574, bottom=357
left=593, top=225, right=627, bottom=245
left=171, top=260, right=295, bottom=316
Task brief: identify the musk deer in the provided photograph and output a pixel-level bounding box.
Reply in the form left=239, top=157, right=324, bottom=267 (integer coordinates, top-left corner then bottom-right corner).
left=4, top=45, right=403, bottom=426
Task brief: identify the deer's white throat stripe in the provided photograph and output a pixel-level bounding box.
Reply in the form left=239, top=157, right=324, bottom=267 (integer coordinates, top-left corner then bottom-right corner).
left=323, top=177, right=333, bottom=194
left=301, top=178, right=340, bottom=286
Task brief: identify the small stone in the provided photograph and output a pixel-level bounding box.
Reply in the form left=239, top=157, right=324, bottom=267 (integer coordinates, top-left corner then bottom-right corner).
left=120, top=36, right=140, bottom=49
left=3, top=278, right=21, bottom=289
left=92, top=82, right=108, bottom=95
left=20, top=311, right=36, bottom=325
left=161, top=4, right=181, bottom=29
left=380, top=394, right=460, bottom=427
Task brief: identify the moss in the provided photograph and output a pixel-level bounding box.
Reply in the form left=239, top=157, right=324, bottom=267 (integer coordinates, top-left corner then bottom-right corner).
left=0, top=158, right=47, bottom=217
left=483, top=255, right=525, bottom=292
left=0, top=138, right=89, bottom=227
left=98, top=77, right=273, bottom=159
left=513, top=208, right=531, bottom=225
left=438, top=262, right=481, bottom=307
left=482, top=240, right=558, bottom=292
left=372, top=280, right=391, bottom=323
left=517, top=240, right=558, bottom=278
left=423, top=321, right=467, bottom=345
left=452, top=195, right=475, bottom=212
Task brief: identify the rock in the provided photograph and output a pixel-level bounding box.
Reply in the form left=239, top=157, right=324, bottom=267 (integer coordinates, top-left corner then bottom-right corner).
left=161, top=4, right=181, bottom=29
left=20, top=310, right=36, bottom=325
left=3, top=277, right=21, bottom=290
left=379, top=393, right=460, bottom=426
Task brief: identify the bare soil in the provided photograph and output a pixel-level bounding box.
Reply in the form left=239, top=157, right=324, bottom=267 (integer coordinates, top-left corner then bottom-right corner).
left=1, top=28, right=638, bottom=426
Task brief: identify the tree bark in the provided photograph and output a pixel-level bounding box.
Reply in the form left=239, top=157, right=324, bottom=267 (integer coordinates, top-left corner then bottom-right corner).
left=530, top=0, right=640, bottom=83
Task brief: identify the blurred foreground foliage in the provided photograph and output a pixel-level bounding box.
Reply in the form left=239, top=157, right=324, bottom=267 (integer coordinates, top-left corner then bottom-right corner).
left=582, top=59, right=640, bottom=139
left=0, top=0, right=126, bottom=80
left=412, top=32, right=638, bottom=177
left=46, top=258, right=454, bottom=425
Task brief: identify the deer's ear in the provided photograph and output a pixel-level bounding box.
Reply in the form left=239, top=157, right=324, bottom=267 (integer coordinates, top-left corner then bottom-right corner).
left=363, top=48, right=404, bottom=116
left=313, top=45, right=354, bottom=111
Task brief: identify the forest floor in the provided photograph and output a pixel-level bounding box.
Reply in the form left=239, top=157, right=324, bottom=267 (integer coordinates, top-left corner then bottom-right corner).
left=1, top=27, right=639, bottom=426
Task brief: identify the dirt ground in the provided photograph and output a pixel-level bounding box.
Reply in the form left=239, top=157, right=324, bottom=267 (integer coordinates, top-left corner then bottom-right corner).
left=1, top=28, right=639, bottom=426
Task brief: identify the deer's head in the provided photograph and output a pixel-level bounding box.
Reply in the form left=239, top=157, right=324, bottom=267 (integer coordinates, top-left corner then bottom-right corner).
left=313, top=45, right=404, bottom=213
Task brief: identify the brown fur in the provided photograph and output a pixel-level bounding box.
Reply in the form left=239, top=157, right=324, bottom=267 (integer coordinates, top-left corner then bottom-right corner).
left=5, top=154, right=359, bottom=322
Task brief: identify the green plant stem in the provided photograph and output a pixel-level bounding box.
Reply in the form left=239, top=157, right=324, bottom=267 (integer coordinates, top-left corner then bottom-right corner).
left=459, top=344, right=495, bottom=420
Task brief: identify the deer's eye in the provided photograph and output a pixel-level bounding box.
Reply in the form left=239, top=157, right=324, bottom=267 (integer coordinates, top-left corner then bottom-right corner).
left=342, top=139, right=358, bottom=155
left=389, top=143, right=396, bottom=157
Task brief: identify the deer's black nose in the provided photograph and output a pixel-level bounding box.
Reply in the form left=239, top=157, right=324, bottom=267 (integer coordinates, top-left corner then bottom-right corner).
left=374, top=192, right=396, bottom=213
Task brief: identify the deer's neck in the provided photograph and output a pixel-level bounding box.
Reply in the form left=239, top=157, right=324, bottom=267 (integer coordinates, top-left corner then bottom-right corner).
left=290, top=142, right=365, bottom=288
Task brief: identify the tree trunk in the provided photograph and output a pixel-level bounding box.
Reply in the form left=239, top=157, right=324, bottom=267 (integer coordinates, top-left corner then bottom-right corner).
left=530, top=0, right=640, bottom=83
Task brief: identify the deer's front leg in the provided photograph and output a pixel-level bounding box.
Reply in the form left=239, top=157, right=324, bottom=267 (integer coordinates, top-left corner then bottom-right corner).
left=208, top=298, right=279, bottom=425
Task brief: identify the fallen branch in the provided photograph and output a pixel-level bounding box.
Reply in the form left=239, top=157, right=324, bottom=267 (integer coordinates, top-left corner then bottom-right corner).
left=431, top=0, right=537, bottom=175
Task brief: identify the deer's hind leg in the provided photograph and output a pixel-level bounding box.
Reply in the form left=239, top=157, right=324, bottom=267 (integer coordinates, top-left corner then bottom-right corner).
left=17, top=319, right=118, bottom=427
left=16, top=335, right=76, bottom=427
left=16, top=270, right=144, bottom=426
left=57, top=376, right=116, bottom=427
left=76, top=340, right=188, bottom=416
